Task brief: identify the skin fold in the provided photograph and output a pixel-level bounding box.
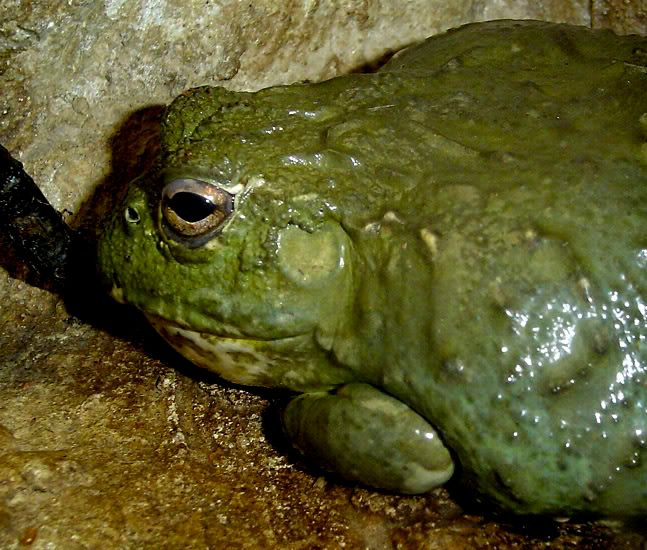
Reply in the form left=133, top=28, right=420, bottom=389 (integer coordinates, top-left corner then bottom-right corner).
left=97, top=20, right=647, bottom=516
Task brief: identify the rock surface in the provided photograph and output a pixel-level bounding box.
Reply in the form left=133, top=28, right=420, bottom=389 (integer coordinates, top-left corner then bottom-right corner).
left=592, top=0, right=646, bottom=34
left=0, top=1, right=646, bottom=548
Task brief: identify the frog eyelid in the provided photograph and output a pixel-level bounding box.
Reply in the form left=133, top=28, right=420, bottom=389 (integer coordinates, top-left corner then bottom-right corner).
left=161, top=170, right=244, bottom=195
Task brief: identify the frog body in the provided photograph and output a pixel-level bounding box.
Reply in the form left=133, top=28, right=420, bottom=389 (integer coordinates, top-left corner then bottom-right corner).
left=98, top=20, right=647, bottom=516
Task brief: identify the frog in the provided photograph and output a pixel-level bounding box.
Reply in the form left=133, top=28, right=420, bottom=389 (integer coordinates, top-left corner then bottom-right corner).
left=97, top=19, right=647, bottom=517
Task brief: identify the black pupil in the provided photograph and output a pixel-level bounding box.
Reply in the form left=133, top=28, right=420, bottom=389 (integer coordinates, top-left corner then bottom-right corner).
left=168, top=192, right=217, bottom=222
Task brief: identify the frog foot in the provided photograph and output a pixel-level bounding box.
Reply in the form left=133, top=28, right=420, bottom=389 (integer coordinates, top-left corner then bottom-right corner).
left=282, top=383, right=454, bottom=493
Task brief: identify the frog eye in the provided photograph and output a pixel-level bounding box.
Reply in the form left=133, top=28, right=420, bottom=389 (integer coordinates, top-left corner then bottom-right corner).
left=161, top=178, right=234, bottom=245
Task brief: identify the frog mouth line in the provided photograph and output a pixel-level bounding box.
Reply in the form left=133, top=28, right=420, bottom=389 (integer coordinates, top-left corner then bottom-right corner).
left=145, top=314, right=304, bottom=386
left=143, top=313, right=304, bottom=344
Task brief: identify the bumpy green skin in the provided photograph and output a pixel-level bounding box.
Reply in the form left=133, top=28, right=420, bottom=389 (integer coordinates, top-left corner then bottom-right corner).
left=98, top=21, right=647, bottom=516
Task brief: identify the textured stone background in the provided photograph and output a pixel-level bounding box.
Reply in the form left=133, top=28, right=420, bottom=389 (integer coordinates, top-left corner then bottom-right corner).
left=1, top=1, right=646, bottom=548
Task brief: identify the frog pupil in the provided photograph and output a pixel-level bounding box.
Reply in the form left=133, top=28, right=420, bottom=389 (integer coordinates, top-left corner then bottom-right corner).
left=168, top=192, right=217, bottom=223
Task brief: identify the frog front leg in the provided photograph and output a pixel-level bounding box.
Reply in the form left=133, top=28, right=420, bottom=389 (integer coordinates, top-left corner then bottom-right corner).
left=281, top=383, right=454, bottom=493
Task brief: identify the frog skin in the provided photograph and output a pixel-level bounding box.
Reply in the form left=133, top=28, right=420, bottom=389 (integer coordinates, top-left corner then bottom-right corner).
left=97, top=20, right=647, bottom=516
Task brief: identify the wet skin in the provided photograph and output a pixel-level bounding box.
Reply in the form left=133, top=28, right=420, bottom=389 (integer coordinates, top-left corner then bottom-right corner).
left=98, top=20, right=647, bottom=516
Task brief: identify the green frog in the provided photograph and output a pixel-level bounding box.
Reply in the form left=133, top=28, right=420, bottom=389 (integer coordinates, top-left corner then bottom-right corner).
left=97, top=20, right=647, bottom=516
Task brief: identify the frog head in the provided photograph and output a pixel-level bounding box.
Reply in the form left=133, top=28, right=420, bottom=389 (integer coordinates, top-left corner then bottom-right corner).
left=97, top=85, right=378, bottom=390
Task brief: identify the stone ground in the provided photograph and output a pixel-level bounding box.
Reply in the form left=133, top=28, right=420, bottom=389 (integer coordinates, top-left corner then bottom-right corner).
left=1, top=1, right=646, bottom=548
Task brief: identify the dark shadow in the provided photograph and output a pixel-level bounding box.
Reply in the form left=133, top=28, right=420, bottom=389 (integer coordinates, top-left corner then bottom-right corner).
left=443, top=473, right=647, bottom=542
left=0, top=230, right=45, bottom=288
left=60, top=105, right=166, bottom=344
left=260, top=393, right=310, bottom=468
left=349, top=46, right=401, bottom=74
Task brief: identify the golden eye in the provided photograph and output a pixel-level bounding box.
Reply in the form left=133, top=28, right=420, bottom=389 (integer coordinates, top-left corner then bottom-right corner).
left=161, top=178, right=234, bottom=245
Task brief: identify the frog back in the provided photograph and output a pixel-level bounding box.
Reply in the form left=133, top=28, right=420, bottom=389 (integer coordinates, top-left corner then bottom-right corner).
left=334, top=21, right=647, bottom=515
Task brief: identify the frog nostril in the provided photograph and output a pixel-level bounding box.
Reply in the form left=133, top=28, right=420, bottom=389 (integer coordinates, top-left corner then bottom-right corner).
left=124, top=206, right=140, bottom=224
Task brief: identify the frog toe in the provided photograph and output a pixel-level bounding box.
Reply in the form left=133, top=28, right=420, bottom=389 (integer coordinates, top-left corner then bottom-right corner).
left=282, top=383, right=454, bottom=493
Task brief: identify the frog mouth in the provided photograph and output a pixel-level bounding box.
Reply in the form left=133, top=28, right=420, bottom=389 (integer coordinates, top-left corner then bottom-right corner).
left=145, top=314, right=302, bottom=386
